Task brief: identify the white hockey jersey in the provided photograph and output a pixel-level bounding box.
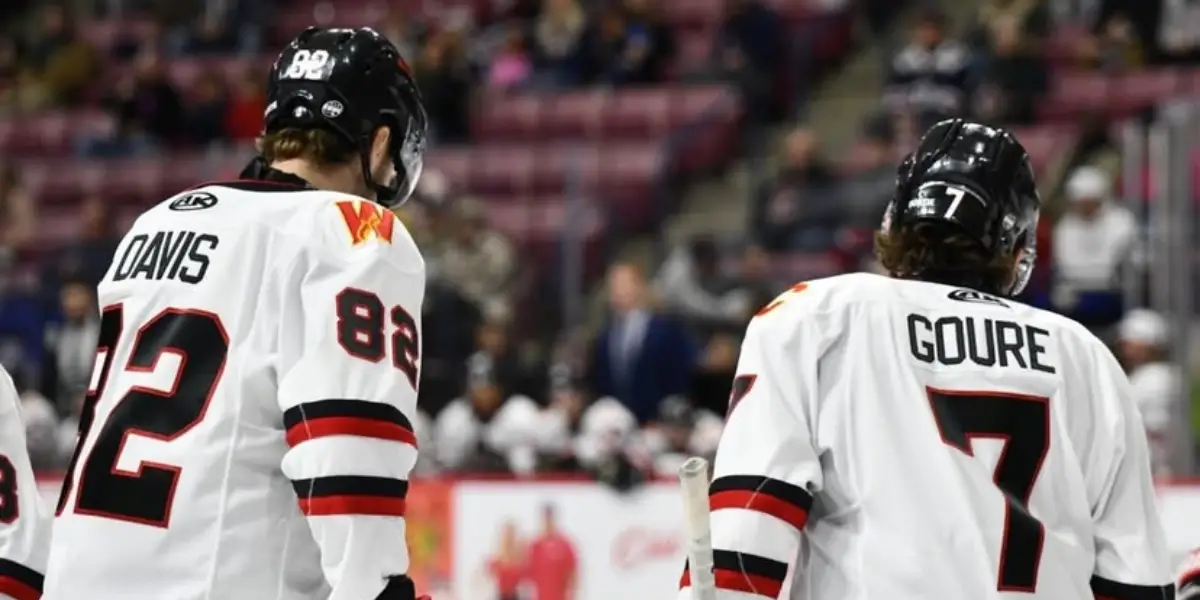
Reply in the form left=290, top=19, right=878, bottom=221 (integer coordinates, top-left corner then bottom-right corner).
left=0, top=367, right=51, bottom=600
left=678, top=272, right=1173, bottom=600
left=44, top=178, right=425, bottom=600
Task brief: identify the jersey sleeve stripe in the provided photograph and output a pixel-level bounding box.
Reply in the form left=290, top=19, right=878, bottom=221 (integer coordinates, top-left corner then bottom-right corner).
left=283, top=399, right=416, bottom=448
left=678, top=550, right=788, bottom=598
left=1090, top=575, right=1174, bottom=600
left=292, top=475, right=408, bottom=517
left=0, top=558, right=43, bottom=600
left=709, top=475, right=813, bottom=531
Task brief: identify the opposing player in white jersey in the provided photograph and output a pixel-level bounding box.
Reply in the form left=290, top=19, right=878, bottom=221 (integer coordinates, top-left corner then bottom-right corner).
left=0, top=367, right=51, bottom=600
left=44, top=28, right=431, bottom=600
left=679, top=120, right=1174, bottom=599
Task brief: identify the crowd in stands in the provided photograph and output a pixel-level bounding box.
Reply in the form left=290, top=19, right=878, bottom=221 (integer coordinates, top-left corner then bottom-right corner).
left=0, top=0, right=1197, bottom=484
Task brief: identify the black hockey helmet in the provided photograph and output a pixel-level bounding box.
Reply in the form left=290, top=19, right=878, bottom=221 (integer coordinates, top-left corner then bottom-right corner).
left=263, top=27, right=428, bottom=207
left=884, top=119, right=1041, bottom=296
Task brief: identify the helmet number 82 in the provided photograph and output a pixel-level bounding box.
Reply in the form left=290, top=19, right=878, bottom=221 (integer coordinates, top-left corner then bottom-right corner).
left=282, top=49, right=331, bottom=80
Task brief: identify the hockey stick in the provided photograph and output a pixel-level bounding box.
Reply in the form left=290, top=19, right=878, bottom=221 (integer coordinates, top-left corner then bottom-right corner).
left=679, top=456, right=718, bottom=600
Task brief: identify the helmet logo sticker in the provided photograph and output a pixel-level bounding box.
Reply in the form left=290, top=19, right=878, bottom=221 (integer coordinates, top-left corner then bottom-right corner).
left=321, top=100, right=344, bottom=118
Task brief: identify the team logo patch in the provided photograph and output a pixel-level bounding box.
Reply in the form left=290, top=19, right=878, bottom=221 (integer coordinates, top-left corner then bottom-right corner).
left=169, top=192, right=218, bottom=211
left=336, top=199, right=395, bottom=245
left=948, top=289, right=1008, bottom=308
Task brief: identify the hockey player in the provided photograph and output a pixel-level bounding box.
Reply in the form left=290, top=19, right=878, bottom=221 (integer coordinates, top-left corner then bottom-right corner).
left=679, top=119, right=1174, bottom=599
left=0, top=366, right=51, bottom=600
left=44, top=28, right=430, bottom=600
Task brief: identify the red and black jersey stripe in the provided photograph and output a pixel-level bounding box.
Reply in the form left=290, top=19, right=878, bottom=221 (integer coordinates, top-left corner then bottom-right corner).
left=284, top=399, right=416, bottom=448
left=709, top=475, right=813, bottom=531
left=679, top=550, right=789, bottom=598
left=0, top=558, right=43, bottom=600
left=1091, top=575, right=1174, bottom=600
left=292, top=475, right=408, bottom=517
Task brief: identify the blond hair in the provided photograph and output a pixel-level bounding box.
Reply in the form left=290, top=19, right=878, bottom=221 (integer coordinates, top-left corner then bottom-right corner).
left=258, top=128, right=356, bottom=167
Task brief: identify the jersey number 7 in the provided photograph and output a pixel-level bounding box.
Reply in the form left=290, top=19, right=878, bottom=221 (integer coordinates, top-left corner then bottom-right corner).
left=927, top=387, right=1049, bottom=592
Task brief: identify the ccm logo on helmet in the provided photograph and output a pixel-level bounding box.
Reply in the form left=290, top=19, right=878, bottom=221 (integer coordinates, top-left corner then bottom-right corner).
left=336, top=199, right=395, bottom=246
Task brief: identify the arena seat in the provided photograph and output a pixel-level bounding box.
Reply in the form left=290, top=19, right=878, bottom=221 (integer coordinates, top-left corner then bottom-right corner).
left=0, top=110, right=114, bottom=156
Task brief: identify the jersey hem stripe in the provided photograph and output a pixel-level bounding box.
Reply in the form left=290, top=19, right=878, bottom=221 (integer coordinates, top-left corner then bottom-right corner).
left=1181, top=567, right=1200, bottom=594
left=0, top=558, right=43, bottom=600
left=284, top=399, right=416, bottom=448
left=292, top=475, right=409, bottom=517
left=709, top=475, right=813, bottom=530
left=679, top=550, right=788, bottom=598
left=1090, top=575, right=1175, bottom=600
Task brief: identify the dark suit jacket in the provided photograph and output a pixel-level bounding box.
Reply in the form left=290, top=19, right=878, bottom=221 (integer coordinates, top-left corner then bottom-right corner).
left=588, top=312, right=697, bottom=424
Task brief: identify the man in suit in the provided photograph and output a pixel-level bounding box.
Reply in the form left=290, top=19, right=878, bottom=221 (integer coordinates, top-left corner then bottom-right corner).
left=588, top=262, right=697, bottom=423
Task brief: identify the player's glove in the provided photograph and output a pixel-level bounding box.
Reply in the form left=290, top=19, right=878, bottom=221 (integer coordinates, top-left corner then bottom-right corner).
left=376, top=575, right=429, bottom=600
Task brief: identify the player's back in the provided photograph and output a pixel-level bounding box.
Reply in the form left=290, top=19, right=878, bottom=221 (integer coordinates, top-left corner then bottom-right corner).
left=45, top=181, right=422, bottom=599
left=784, top=272, right=1167, bottom=599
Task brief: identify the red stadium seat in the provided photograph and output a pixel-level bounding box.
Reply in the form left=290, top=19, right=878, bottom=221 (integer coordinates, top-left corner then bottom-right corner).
left=1038, top=70, right=1111, bottom=121
left=604, top=88, right=672, bottom=139
left=473, top=93, right=544, bottom=140
left=0, top=110, right=114, bottom=156
left=1008, top=125, right=1077, bottom=176
left=1110, top=69, right=1184, bottom=116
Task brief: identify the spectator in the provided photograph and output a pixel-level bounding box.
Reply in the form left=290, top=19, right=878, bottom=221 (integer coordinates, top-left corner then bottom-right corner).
left=619, top=0, right=677, bottom=84
left=414, top=29, right=473, bottom=142
left=529, top=0, right=589, bottom=87
left=53, top=195, right=120, bottom=287
left=1118, top=308, right=1180, bottom=476
left=654, top=235, right=752, bottom=335
left=1051, top=165, right=1138, bottom=328
left=410, top=407, right=438, bottom=475
left=433, top=355, right=541, bottom=474
left=711, top=0, right=785, bottom=119
left=175, top=14, right=239, bottom=56
left=0, top=38, right=21, bottom=111
left=20, top=4, right=97, bottom=108
left=0, top=260, right=46, bottom=382
left=588, top=262, right=697, bottom=424
left=1076, top=12, right=1145, bottom=70
left=0, top=165, right=35, bottom=251
left=636, top=396, right=722, bottom=478
left=883, top=8, right=974, bottom=121
left=751, top=126, right=838, bottom=251
left=185, top=70, right=231, bottom=146
left=581, top=7, right=631, bottom=85
left=223, top=68, right=265, bottom=142
left=41, top=278, right=98, bottom=413
left=534, top=377, right=589, bottom=471
left=380, top=9, right=424, bottom=61
left=690, top=333, right=739, bottom=416
left=97, top=51, right=185, bottom=152
left=486, top=27, right=534, bottom=91
left=441, top=198, right=519, bottom=322
left=971, top=0, right=1050, bottom=124
left=14, top=367, right=59, bottom=470
left=836, top=114, right=899, bottom=228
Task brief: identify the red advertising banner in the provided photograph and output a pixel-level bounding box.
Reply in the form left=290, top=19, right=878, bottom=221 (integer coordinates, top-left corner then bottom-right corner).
left=406, top=479, right=456, bottom=598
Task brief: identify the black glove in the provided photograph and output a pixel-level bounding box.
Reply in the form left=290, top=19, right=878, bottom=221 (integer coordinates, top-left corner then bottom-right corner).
left=376, top=575, right=429, bottom=600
